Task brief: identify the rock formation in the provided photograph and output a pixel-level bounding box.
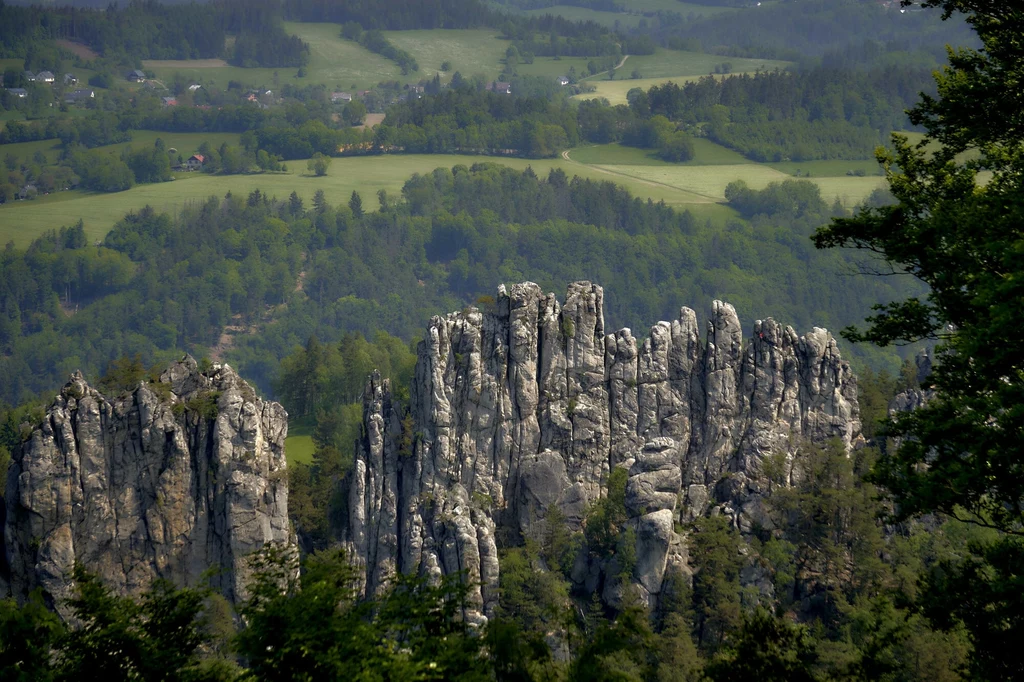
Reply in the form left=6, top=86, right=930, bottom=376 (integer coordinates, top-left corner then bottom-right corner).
left=2, top=356, right=293, bottom=618
left=344, top=282, right=861, bottom=622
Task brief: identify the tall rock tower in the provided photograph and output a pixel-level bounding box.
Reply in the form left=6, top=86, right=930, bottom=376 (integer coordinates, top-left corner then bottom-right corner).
left=347, top=282, right=862, bottom=622
left=2, top=356, right=294, bottom=618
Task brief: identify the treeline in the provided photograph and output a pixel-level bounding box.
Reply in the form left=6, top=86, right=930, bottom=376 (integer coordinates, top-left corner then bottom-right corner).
left=231, top=25, right=310, bottom=68
left=283, top=0, right=496, bottom=29
left=0, top=0, right=310, bottom=68
left=623, top=66, right=934, bottom=161
left=0, top=163, right=915, bottom=406
left=0, top=461, right=983, bottom=681
left=0, top=1, right=224, bottom=62
left=653, top=0, right=977, bottom=61
left=373, top=89, right=579, bottom=157
left=340, top=23, right=418, bottom=75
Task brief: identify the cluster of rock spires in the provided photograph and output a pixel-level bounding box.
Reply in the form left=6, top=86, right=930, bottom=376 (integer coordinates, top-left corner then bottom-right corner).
left=345, top=281, right=862, bottom=623
left=1, top=356, right=293, bottom=619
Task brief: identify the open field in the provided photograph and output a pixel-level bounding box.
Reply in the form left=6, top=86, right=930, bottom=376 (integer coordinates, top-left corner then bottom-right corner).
left=593, top=163, right=885, bottom=206
left=144, top=25, right=509, bottom=92
left=285, top=417, right=315, bottom=467
left=0, top=130, right=241, bottom=166
left=55, top=39, right=99, bottom=60
left=767, top=159, right=883, bottom=177
left=615, top=48, right=790, bottom=80
left=574, top=73, right=736, bottom=105
left=0, top=151, right=738, bottom=246
left=569, top=140, right=750, bottom=166
left=384, top=29, right=507, bottom=79
left=142, top=58, right=230, bottom=69
left=517, top=57, right=599, bottom=80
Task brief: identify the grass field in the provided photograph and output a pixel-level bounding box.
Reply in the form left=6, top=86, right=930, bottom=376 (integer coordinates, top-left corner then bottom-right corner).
left=517, top=57, right=598, bottom=80
left=593, top=163, right=885, bottom=205
left=285, top=416, right=316, bottom=467
left=384, top=29, right=508, bottom=79
left=1, top=151, right=737, bottom=246
left=569, top=139, right=750, bottom=166
left=145, top=25, right=509, bottom=92
left=0, top=131, right=241, bottom=167
left=615, top=48, right=789, bottom=80
left=574, top=74, right=733, bottom=105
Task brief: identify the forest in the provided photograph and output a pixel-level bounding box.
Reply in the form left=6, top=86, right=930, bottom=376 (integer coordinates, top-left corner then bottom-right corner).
left=0, top=163, right=915, bottom=407
left=1, top=0, right=1022, bottom=679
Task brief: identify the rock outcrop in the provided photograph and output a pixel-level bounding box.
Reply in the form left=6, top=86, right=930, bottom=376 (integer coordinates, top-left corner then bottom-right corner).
left=2, top=356, right=293, bottom=618
left=344, top=282, right=862, bottom=620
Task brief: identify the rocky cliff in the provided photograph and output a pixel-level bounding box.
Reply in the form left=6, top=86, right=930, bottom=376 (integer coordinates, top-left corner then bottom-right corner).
left=344, top=282, right=861, bottom=622
left=2, top=356, right=293, bottom=618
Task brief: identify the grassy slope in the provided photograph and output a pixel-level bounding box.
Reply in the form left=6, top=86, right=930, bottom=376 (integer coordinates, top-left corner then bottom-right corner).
left=383, top=29, right=508, bottom=79
left=285, top=416, right=315, bottom=467
left=145, top=25, right=509, bottom=91
left=0, top=152, right=721, bottom=246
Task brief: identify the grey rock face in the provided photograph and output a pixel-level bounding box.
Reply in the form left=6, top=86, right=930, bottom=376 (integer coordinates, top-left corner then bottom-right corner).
left=344, top=282, right=861, bottom=621
left=2, top=357, right=293, bottom=618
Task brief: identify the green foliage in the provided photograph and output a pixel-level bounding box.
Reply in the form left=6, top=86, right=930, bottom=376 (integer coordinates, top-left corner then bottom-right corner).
left=0, top=591, right=64, bottom=682
left=306, top=152, right=332, bottom=177
left=237, top=546, right=490, bottom=681
left=185, top=391, right=221, bottom=421
left=706, top=609, right=818, bottom=682
left=98, top=354, right=147, bottom=396
left=811, top=2, right=1024, bottom=676
left=584, top=467, right=629, bottom=559
left=689, top=514, right=746, bottom=650
left=497, top=542, right=572, bottom=639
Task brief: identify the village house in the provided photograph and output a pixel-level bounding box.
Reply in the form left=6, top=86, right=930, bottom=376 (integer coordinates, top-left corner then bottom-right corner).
left=65, top=88, right=95, bottom=103
left=188, top=83, right=202, bottom=91
left=127, top=69, right=146, bottom=82
left=558, top=76, right=570, bottom=86
left=36, top=71, right=56, bottom=84
left=331, top=91, right=353, bottom=103
left=162, top=96, right=178, bottom=107
left=487, top=81, right=512, bottom=95
left=185, top=154, right=205, bottom=171
left=7, top=88, right=28, bottom=98
left=63, top=73, right=78, bottom=85
left=23, top=71, right=35, bottom=82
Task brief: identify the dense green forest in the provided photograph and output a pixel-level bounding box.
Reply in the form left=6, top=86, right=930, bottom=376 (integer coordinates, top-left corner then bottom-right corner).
left=0, top=163, right=914, bottom=406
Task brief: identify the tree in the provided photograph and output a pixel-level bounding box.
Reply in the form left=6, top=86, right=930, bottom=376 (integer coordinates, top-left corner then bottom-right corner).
left=705, top=610, right=818, bottom=682
left=307, top=152, right=331, bottom=177
left=812, top=1, right=1024, bottom=677
left=348, top=190, right=363, bottom=217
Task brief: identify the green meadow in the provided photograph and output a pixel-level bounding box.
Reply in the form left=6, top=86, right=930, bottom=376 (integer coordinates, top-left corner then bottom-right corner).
left=285, top=416, right=316, bottom=467
left=0, top=151, right=732, bottom=246
left=0, top=135, right=886, bottom=247
left=574, top=74, right=741, bottom=105
left=144, top=25, right=509, bottom=91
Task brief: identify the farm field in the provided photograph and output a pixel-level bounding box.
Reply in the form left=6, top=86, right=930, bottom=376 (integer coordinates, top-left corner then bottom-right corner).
left=383, top=29, right=507, bottom=79
left=591, top=162, right=885, bottom=206
left=145, top=25, right=509, bottom=91
left=0, top=130, right=242, bottom=166
left=616, top=48, right=789, bottom=80
left=569, top=140, right=750, bottom=166
left=574, top=73, right=748, bottom=105
left=516, top=57, right=598, bottom=81
left=0, top=152, right=721, bottom=246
